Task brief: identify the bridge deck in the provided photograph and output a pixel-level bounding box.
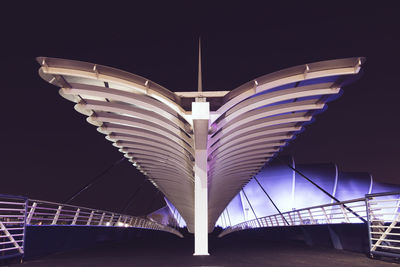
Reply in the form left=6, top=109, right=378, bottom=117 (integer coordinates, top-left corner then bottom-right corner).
left=10, top=234, right=395, bottom=266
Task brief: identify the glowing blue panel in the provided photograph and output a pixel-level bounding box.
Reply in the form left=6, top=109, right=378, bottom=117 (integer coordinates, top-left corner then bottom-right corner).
left=372, top=181, right=400, bottom=194
left=335, top=172, right=371, bottom=200
left=252, top=158, right=294, bottom=213
left=218, top=156, right=400, bottom=227
left=225, top=193, right=245, bottom=225
left=164, top=197, right=186, bottom=227
left=294, top=163, right=336, bottom=209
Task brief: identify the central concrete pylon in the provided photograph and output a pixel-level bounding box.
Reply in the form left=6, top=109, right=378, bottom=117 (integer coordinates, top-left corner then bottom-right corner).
left=192, top=37, right=209, bottom=256
left=192, top=100, right=210, bottom=256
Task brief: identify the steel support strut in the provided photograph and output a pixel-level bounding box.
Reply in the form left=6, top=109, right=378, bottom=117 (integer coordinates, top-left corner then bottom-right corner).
left=241, top=189, right=261, bottom=227
left=277, top=157, right=366, bottom=223
left=65, top=157, right=126, bottom=204
left=121, top=177, right=147, bottom=213
left=253, top=176, right=289, bottom=225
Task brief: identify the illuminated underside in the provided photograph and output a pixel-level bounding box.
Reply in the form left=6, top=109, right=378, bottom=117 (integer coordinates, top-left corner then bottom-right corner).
left=37, top=56, right=364, bottom=235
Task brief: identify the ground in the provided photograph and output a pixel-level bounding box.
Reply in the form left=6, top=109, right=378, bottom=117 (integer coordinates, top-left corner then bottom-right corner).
left=9, top=233, right=399, bottom=267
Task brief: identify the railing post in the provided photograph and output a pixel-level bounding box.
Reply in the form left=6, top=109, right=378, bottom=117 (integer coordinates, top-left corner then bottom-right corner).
left=99, top=212, right=105, bottom=225
left=52, top=205, right=62, bottom=225
left=307, top=209, right=315, bottom=224
left=297, top=210, right=303, bottom=225
left=87, top=210, right=94, bottom=225
left=340, top=204, right=350, bottom=223
left=287, top=213, right=294, bottom=226
left=274, top=215, right=279, bottom=226
left=109, top=213, right=114, bottom=225
left=116, top=215, right=121, bottom=225
left=26, top=202, right=37, bottom=225
left=365, top=196, right=373, bottom=255
left=72, top=208, right=80, bottom=225
left=321, top=207, right=330, bottom=223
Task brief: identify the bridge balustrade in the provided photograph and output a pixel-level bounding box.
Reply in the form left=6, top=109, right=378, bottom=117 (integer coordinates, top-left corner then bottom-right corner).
left=219, top=192, right=400, bottom=260
left=0, top=195, right=183, bottom=261
left=0, top=194, right=27, bottom=261
left=219, top=197, right=368, bottom=237
left=366, top=192, right=400, bottom=259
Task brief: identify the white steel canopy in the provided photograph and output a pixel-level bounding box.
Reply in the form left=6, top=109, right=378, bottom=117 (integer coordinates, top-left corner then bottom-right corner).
left=37, top=55, right=364, bottom=241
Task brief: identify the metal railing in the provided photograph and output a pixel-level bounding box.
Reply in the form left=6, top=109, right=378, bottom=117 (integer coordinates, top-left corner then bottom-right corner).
left=0, top=194, right=27, bottom=260
left=366, top=192, right=400, bottom=259
left=0, top=195, right=183, bottom=261
left=26, top=199, right=183, bottom=237
left=219, top=197, right=368, bottom=238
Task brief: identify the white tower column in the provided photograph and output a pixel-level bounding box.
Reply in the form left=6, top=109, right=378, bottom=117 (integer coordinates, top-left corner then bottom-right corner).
left=192, top=100, right=209, bottom=256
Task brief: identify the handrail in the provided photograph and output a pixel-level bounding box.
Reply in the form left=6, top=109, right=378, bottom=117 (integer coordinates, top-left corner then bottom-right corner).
left=219, top=196, right=369, bottom=238
left=366, top=191, right=400, bottom=198
left=25, top=199, right=183, bottom=238
left=1, top=193, right=183, bottom=262
left=0, top=195, right=27, bottom=261
left=366, top=192, right=400, bottom=259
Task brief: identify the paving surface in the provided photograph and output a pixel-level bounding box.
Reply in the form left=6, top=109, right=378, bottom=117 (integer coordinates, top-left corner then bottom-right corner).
left=7, top=233, right=400, bottom=266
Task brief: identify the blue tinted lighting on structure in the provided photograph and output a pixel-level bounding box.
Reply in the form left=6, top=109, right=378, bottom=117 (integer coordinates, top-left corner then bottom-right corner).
left=216, top=156, right=400, bottom=228
left=298, top=76, right=339, bottom=87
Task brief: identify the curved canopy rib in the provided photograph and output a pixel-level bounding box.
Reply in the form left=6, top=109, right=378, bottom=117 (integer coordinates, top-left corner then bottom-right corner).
left=207, top=57, right=364, bottom=231
left=37, top=56, right=365, bottom=235
left=37, top=57, right=196, bottom=232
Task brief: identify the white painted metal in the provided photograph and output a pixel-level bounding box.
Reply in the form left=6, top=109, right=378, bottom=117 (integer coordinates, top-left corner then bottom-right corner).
left=0, top=222, right=23, bottom=254
left=52, top=205, right=62, bottom=225
left=24, top=199, right=182, bottom=237
left=37, top=56, right=364, bottom=249
left=219, top=196, right=369, bottom=238
left=0, top=195, right=27, bottom=260
left=366, top=192, right=400, bottom=258
left=192, top=101, right=210, bottom=255
left=72, top=208, right=80, bottom=225
left=291, top=156, right=296, bottom=210
left=26, top=201, right=36, bottom=225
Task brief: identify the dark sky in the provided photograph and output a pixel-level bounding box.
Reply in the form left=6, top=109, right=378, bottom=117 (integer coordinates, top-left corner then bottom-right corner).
left=1, top=2, right=399, bottom=215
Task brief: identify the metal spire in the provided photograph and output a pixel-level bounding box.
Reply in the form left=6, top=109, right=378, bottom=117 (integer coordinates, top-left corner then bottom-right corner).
left=197, top=37, right=202, bottom=92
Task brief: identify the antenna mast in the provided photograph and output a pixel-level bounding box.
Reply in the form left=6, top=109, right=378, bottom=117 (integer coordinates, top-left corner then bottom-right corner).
left=197, top=38, right=202, bottom=93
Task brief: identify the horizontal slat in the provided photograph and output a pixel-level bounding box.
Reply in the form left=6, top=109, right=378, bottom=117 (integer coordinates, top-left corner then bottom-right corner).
left=0, top=246, right=22, bottom=252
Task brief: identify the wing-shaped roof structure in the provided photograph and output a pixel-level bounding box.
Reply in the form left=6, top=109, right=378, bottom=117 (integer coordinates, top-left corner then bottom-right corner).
left=207, top=57, right=364, bottom=230
left=37, top=57, right=197, bottom=232
left=37, top=55, right=364, bottom=254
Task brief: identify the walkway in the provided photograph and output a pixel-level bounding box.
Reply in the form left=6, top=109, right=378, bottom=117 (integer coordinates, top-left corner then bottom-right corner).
left=13, top=233, right=397, bottom=266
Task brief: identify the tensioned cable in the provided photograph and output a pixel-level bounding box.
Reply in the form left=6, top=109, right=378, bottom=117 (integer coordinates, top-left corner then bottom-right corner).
left=253, top=176, right=289, bottom=225
left=277, top=157, right=366, bottom=223
left=241, top=189, right=261, bottom=227
left=121, top=177, right=148, bottom=213
left=65, top=157, right=126, bottom=204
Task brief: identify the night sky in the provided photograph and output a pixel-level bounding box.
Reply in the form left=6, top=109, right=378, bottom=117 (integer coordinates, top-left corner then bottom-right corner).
left=1, top=2, right=399, bottom=215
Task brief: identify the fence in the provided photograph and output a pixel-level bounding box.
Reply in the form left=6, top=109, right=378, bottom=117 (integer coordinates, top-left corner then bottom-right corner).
left=0, top=194, right=27, bottom=261
left=366, top=192, right=400, bottom=258
left=219, top=196, right=368, bottom=238
left=0, top=195, right=183, bottom=261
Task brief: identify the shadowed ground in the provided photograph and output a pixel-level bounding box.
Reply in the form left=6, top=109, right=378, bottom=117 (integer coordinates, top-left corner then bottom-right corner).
left=10, top=231, right=398, bottom=267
